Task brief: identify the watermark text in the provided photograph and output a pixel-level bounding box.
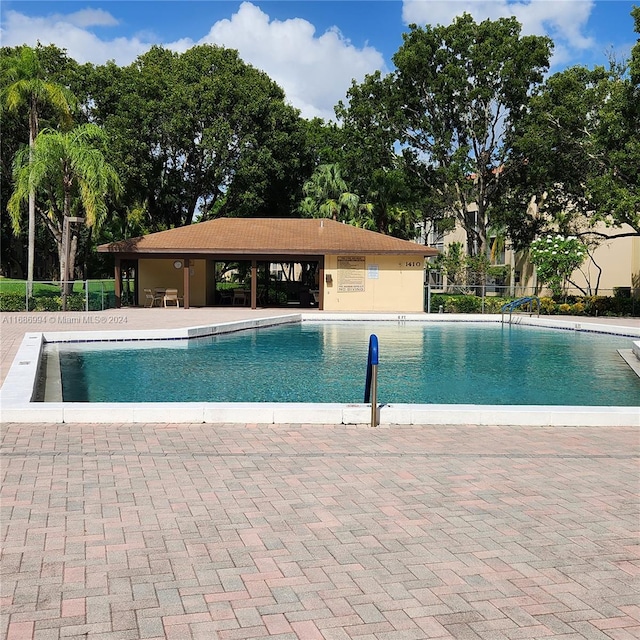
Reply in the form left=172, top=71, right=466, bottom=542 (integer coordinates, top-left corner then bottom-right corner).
left=2, top=314, right=129, bottom=325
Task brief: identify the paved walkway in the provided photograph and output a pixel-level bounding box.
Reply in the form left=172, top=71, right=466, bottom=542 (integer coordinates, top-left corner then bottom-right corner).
left=1, top=422, right=639, bottom=639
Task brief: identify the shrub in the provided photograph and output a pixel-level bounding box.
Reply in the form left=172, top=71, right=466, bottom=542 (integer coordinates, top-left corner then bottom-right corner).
left=33, top=296, right=62, bottom=311
left=613, top=286, right=631, bottom=298
left=582, top=295, right=635, bottom=316
left=454, top=295, right=482, bottom=313
left=428, top=292, right=638, bottom=316
left=483, top=297, right=510, bottom=313
left=0, top=292, right=29, bottom=311
left=439, top=294, right=482, bottom=313
left=429, top=293, right=447, bottom=312
left=539, top=297, right=556, bottom=314
left=66, top=294, right=87, bottom=311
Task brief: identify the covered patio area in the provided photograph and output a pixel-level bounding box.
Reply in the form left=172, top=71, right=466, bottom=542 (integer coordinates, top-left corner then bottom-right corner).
left=98, top=218, right=438, bottom=312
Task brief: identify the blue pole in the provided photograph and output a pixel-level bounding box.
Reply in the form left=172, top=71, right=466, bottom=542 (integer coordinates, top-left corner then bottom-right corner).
left=364, top=334, right=379, bottom=403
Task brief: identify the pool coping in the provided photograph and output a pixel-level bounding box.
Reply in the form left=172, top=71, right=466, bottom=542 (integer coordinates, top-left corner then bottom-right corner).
left=1, top=313, right=639, bottom=426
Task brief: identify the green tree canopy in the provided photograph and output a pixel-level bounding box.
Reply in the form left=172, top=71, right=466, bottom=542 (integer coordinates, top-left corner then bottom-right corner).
left=85, top=45, right=309, bottom=231
left=299, top=163, right=363, bottom=222
left=386, top=14, right=551, bottom=256
left=500, top=8, right=640, bottom=247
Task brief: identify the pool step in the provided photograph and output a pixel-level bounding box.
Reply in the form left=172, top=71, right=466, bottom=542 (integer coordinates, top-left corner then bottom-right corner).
left=618, top=340, right=640, bottom=378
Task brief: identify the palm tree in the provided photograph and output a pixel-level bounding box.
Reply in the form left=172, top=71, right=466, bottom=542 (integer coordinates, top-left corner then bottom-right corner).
left=299, top=164, right=362, bottom=222
left=1, top=45, right=75, bottom=293
left=8, top=124, right=122, bottom=291
left=361, top=168, right=419, bottom=238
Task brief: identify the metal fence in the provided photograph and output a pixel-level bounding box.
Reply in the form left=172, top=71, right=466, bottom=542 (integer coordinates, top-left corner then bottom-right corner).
left=0, top=280, right=121, bottom=312
left=425, top=284, right=639, bottom=316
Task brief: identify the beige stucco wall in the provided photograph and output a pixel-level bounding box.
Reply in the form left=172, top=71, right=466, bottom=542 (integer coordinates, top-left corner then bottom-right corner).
left=568, top=228, right=639, bottom=295
left=138, top=258, right=208, bottom=306
left=322, top=254, right=425, bottom=312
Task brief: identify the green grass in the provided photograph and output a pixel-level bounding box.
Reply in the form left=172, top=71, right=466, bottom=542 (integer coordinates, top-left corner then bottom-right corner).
left=0, top=277, right=117, bottom=295
left=0, top=277, right=120, bottom=311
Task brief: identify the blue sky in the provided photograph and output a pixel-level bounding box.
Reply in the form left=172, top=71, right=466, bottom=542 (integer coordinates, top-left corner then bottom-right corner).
left=1, top=1, right=637, bottom=120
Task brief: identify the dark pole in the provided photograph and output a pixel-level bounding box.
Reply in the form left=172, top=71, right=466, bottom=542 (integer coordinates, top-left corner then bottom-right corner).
left=62, top=216, right=85, bottom=311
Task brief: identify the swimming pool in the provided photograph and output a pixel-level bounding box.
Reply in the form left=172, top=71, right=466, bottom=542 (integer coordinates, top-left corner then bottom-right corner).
left=52, top=321, right=639, bottom=406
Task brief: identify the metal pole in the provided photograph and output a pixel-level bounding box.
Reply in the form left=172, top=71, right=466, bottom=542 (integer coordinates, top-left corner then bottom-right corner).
left=364, top=334, right=379, bottom=428
left=370, top=364, right=378, bottom=428
left=61, top=216, right=84, bottom=311
left=62, top=215, right=70, bottom=312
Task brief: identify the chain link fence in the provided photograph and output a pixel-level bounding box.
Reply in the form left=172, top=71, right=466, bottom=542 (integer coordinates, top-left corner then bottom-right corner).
left=0, top=280, right=123, bottom=312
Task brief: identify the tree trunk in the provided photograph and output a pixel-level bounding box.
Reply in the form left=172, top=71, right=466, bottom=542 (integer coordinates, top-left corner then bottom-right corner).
left=67, top=235, right=78, bottom=295
left=27, top=96, right=39, bottom=296
left=58, top=231, right=77, bottom=296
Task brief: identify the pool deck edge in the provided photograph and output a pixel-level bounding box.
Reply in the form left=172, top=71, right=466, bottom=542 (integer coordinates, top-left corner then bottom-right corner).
left=1, top=401, right=638, bottom=427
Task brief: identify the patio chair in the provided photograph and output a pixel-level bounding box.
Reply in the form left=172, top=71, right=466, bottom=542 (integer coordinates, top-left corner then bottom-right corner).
left=233, top=289, right=248, bottom=306
left=164, top=288, right=181, bottom=307
left=218, top=289, right=233, bottom=305
left=144, top=288, right=162, bottom=308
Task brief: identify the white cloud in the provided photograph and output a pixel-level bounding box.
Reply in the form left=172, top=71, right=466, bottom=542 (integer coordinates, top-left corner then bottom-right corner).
left=65, top=8, right=119, bottom=28
left=0, top=10, right=149, bottom=65
left=174, top=2, right=385, bottom=120
left=402, top=0, right=596, bottom=67
left=0, top=2, right=385, bottom=121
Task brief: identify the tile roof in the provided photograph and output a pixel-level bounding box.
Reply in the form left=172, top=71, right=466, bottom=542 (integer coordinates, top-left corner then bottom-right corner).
left=98, top=218, right=439, bottom=256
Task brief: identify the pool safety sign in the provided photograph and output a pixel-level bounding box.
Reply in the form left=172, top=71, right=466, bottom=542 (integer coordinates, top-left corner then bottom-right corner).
left=337, top=256, right=365, bottom=292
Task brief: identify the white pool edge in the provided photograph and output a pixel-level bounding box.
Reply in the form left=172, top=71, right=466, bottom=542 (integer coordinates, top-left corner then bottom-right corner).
left=1, top=313, right=639, bottom=427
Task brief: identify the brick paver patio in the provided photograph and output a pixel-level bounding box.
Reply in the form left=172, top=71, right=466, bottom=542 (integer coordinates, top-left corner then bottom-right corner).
left=1, top=422, right=638, bottom=639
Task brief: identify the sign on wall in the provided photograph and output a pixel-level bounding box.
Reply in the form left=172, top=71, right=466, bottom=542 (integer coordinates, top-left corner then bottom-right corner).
left=337, top=256, right=365, bottom=292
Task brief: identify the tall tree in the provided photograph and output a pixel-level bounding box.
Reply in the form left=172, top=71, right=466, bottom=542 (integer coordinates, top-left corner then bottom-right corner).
left=588, top=7, right=640, bottom=235
left=7, top=124, right=122, bottom=286
left=342, top=14, right=551, bottom=256
left=0, top=45, right=75, bottom=289
left=0, top=95, right=28, bottom=277
left=335, top=72, right=425, bottom=239
left=86, top=45, right=307, bottom=230
left=502, top=8, right=640, bottom=247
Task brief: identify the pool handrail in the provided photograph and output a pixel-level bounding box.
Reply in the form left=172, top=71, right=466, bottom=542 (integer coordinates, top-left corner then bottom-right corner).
left=364, top=334, right=379, bottom=427
left=501, top=296, right=540, bottom=324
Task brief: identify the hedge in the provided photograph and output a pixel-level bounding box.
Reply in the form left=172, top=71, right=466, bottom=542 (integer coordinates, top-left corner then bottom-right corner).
left=429, top=293, right=639, bottom=317
left=0, top=291, right=115, bottom=312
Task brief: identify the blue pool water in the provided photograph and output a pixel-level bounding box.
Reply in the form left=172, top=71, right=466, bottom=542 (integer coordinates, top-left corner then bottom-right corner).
left=54, top=322, right=640, bottom=406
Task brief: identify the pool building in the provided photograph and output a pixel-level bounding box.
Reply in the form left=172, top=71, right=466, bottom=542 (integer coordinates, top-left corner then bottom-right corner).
left=99, top=217, right=439, bottom=312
